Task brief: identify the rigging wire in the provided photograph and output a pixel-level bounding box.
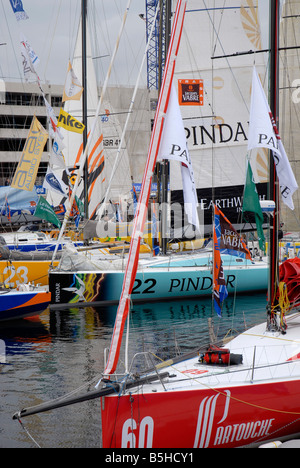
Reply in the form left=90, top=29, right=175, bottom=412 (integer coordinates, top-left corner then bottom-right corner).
left=202, top=0, right=250, bottom=113
left=42, top=0, right=63, bottom=82
left=279, top=3, right=300, bottom=216
left=178, top=1, right=254, bottom=216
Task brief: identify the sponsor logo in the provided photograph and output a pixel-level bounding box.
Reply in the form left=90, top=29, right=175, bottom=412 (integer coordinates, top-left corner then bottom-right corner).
left=194, top=390, right=275, bottom=447
left=57, top=108, right=85, bottom=134
left=178, top=79, right=203, bottom=106
left=45, top=173, right=67, bottom=195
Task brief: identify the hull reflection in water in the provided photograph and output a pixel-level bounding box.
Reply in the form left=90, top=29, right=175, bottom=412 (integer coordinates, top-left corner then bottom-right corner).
left=3, top=294, right=266, bottom=448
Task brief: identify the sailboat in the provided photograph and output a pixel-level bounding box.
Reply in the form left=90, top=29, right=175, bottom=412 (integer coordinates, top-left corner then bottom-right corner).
left=12, top=0, right=300, bottom=449
left=0, top=282, right=50, bottom=322
left=0, top=2, right=130, bottom=289
left=0, top=182, right=83, bottom=288
left=48, top=0, right=274, bottom=308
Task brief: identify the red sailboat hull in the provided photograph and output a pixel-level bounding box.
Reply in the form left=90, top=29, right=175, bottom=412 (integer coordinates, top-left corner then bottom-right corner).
left=101, top=379, right=300, bottom=448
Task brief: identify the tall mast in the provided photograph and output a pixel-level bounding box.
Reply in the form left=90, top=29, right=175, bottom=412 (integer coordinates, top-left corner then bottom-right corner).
left=268, top=0, right=280, bottom=317
left=82, top=0, right=88, bottom=218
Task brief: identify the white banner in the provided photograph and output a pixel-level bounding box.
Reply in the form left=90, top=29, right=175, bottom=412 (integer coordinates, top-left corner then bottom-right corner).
left=248, top=67, right=298, bottom=210
left=158, top=85, right=199, bottom=228
left=49, top=135, right=66, bottom=169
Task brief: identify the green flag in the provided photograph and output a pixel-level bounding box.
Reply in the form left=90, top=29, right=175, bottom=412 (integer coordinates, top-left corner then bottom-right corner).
left=242, top=161, right=265, bottom=252
left=34, top=196, right=61, bottom=228
left=75, top=195, right=84, bottom=216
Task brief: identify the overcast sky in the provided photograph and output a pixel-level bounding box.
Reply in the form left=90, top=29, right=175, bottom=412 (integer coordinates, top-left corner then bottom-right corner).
left=0, top=1, right=272, bottom=90
left=0, top=0, right=148, bottom=87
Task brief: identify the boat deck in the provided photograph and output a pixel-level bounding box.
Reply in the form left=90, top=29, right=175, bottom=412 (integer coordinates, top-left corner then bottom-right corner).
left=122, top=312, right=300, bottom=395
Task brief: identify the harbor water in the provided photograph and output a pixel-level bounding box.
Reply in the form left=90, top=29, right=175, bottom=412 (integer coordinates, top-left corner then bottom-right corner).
left=0, top=293, right=268, bottom=448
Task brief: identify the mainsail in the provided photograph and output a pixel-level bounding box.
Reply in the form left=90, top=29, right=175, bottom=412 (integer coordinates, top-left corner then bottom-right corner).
left=171, top=0, right=269, bottom=231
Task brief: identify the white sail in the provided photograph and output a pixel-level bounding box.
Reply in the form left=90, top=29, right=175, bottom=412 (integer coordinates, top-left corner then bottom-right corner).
left=61, top=19, right=103, bottom=219
left=47, top=19, right=132, bottom=220
left=98, top=97, right=133, bottom=212
left=171, top=0, right=268, bottom=228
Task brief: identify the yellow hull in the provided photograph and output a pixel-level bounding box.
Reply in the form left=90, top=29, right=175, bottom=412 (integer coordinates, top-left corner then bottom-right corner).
left=0, top=260, right=59, bottom=287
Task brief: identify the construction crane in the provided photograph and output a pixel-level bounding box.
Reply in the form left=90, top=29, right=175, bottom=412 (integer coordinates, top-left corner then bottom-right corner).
left=145, top=0, right=171, bottom=90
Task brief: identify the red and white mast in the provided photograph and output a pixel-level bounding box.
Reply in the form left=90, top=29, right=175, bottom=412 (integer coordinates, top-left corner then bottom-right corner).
left=103, top=0, right=187, bottom=377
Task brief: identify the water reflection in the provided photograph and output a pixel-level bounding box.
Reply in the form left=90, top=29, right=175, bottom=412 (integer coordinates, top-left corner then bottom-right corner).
left=0, top=293, right=268, bottom=448
left=93, top=293, right=268, bottom=372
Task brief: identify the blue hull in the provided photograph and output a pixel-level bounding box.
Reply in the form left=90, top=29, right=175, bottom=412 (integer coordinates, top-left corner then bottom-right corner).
left=7, top=242, right=83, bottom=253
left=0, top=290, right=51, bottom=321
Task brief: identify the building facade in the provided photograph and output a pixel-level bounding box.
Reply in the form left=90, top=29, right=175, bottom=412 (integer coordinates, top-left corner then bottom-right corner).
left=0, top=81, right=63, bottom=186
left=0, top=81, right=157, bottom=189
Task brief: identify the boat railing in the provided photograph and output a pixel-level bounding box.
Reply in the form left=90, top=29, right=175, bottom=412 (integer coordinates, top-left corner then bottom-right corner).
left=102, top=347, right=169, bottom=392
left=127, top=351, right=168, bottom=390
left=192, top=343, right=300, bottom=387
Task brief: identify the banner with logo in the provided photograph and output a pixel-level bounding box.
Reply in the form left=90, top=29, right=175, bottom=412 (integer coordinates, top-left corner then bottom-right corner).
left=213, top=210, right=228, bottom=317
left=9, top=0, right=28, bottom=21
left=43, top=94, right=60, bottom=138
left=43, top=167, right=69, bottom=196
left=248, top=66, right=298, bottom=210
left=157, top=85, right=199, bottom=229
left=49, top=135, right=66, bottom=169
left=11, top=116, right=48, bottom=192
left=214, top=205, right=252, bottom=260
left=20, top=34, right=39, bottom=83
left=34, top=196, right=61, bottom=227
left=178, top=79, right=203, bottom=106
left=57, top=108, right=85, bottom=134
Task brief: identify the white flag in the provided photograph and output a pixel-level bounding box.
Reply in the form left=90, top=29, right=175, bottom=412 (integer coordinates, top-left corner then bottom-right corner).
left=49, top=135, right=66, bottom=169
left=43, top=95, right=58, bottom=138
left=43, top=94, right=64, bottom=141
left=157, top=85, right=199, bottom=228
left=43, top=167, right=69, bottom=196
left=248, top=67, right=298, bottom=210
